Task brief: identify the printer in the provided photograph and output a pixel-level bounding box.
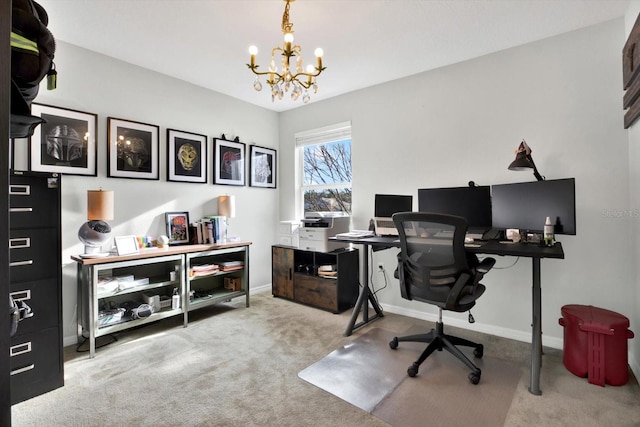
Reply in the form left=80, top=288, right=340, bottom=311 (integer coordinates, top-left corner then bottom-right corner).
left=299, top=212, right=350, bottom=252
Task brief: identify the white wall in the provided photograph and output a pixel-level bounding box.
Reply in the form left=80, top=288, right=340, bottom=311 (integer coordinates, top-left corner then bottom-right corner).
left=625, top=1, right=640, bottom=381
left=279, top=18, right=638, bottom=373
left=13, top=41, right=279, bottom=346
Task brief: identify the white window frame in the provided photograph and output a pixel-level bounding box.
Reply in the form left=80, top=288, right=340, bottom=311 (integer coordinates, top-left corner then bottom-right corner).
left=295, top=121, right=352, bottom=219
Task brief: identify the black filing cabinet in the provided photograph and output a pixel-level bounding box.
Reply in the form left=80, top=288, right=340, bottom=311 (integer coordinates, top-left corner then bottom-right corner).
left=9, top=171, right=63, bottom=404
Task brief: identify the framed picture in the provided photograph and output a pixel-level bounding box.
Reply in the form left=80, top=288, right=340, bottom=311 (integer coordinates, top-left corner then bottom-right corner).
left=114, top=235, right=140, bottom=256
left=165, top=211, right=190, bottom=245
left=249, top=145, right=277, bottom=188
left=167, top=129, right=207, bottom=183
left=107, top=117, right=159, bottom=180
left=29, top=103, right=97, bottom=176
left=213, top=138, right=245, bottom=186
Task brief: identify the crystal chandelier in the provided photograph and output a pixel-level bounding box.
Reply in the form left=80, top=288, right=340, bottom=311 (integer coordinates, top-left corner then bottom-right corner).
left=247, top=0, right=325, bottom=103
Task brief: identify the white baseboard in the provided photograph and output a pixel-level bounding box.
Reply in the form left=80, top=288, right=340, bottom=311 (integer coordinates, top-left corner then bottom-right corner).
left=380, top=302, right=563, bottom=350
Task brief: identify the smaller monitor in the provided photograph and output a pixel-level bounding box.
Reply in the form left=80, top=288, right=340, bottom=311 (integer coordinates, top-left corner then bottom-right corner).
left=374, top=194, right=413, bottom=217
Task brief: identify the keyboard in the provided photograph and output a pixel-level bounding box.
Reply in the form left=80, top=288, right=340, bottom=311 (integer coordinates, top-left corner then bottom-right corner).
left=376, top=220, right=394, bottom=228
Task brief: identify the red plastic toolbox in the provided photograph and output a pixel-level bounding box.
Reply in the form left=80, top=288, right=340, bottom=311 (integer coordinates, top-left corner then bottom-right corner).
left=559, top=304, right=634, bottom=386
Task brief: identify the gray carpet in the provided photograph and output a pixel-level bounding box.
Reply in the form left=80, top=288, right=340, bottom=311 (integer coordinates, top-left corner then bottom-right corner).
left=299, top=327, right=522, bottom=426
left=10, top=292, right=640, bottom=426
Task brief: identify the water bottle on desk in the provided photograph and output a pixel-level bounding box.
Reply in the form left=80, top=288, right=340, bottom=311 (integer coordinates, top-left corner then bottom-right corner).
left=543, top=216, right=555, bottom=247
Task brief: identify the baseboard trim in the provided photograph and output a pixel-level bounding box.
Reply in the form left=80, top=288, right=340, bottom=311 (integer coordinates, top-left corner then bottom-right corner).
left=380, top=302, right=563, bottom=350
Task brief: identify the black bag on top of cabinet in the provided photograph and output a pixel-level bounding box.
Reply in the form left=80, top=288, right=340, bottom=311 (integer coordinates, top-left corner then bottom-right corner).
left=10, top=0, right=57, bottom=138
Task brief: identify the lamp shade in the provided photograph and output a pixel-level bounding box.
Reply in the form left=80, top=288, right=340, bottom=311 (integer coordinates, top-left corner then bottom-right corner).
left=87, top=190, right=114, bottom=221
left=508, top=151, right=535, bottom=171
left=218, top=195, right=236, bottom=218
left=507, top=140, right=544, bottom=181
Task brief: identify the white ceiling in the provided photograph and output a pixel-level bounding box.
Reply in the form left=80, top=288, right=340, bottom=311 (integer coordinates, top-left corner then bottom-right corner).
left=37, top=0, right=629, bottom=112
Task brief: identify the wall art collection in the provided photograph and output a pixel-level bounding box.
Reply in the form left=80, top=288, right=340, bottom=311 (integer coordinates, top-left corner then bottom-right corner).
left=26, top=103, right=277, bottom=188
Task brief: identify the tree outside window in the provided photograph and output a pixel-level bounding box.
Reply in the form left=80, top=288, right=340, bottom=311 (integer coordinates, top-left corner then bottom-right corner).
left=302, top=138, right=351, bottom=215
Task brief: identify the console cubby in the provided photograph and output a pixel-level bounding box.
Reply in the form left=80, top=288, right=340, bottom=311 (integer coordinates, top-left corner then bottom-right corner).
left=272, top=246, right=359, bottom=313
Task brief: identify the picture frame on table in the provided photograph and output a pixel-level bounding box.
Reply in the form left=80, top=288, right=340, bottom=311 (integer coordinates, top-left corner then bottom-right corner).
left=29, top=103, right=98, bottom=176
left=167, top=129, right=207, bottom=183
left=114, top=235, right=140, bottom=256
left=107, top=117, right=159, bottom=180
left=213, top=138, right=245, bottom=186
left=165, top=211, right=190, bottom=245
left=249, top=145, right=276, bottom=188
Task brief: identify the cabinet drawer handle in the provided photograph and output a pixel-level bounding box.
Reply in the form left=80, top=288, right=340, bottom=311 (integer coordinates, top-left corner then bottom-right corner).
left=9, top=238, right=31, bottom=249
left=10, top=260, right=33, bottom=267
left=10, top=289, right=31, bottom=301
left=9, top=207, right=33, bottom=213
left=289, top=268, right=292, bottom=281
left=10, top=341, right=32, bottom=357
left=9, top=184, right=30, bottom=196
left=10, top=364, right=35, bottom=376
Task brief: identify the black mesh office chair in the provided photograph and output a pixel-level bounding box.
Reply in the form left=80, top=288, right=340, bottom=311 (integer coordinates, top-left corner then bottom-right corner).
left=389, top=212, right=496, bottom=384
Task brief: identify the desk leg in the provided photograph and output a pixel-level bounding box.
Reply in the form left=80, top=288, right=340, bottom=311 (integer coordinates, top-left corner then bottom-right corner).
left=344, top=244, right=384, bottom=336
left=529, top=257, right=542, bottom=395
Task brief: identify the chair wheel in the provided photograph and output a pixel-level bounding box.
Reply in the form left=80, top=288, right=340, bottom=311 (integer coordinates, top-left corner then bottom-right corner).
left=407, top=364, right=419, bottom=377
left=468, top=371, right=481, bottom=384
left=474, top=344, right=484, bottom=358
left=389, top=337, right=399, bottom=350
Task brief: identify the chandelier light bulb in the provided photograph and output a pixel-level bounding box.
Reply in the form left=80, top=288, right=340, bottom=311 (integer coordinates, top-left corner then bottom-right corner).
left=249, top=46, right=258, bottom=55
left=284, top=33, right=294, bottom=44
left=306, top=64, right=314, bottom=73
left=314, top=48, right=323, bottom=58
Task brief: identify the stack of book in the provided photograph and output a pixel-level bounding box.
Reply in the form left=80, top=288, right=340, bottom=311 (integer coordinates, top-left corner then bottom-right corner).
left=219, top=261, right=244, bottom=272
left=189, top=264, right=219, bottom=277
left=317, top=265, right=338, bottom=278
left=190, top=216, right=227, bottom=244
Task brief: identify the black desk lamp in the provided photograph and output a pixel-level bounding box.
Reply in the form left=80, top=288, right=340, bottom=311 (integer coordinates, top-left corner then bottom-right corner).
left=508, top=139, right=544, bottom=181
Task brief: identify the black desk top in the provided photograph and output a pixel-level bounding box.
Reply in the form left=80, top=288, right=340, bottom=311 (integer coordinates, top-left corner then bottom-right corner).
left=330, top=235, right=564, bottom=259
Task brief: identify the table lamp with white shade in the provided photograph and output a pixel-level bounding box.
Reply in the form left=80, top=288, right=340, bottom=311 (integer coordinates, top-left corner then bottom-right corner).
left=218, top=195, right=236, bottom=242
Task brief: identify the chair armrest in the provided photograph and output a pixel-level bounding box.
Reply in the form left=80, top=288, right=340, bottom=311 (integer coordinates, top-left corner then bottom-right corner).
left=475, top=257, right=496, bottom=275
left=396, top=254, right=411, bottom=300
left=445, top=272, right=471, bottom=309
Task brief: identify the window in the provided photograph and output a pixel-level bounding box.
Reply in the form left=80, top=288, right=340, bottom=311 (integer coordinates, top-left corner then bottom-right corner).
left=295, top=122, right=352, bottom=216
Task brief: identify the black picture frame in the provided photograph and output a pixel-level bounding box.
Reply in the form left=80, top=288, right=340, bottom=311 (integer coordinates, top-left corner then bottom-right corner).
left=107, top=117, right=159, bottom=180
left=165, top=211, right=190, bottom=245
left=29, top=103, right=98, bottom=176
left=213, top=138, right=245, bottom=186
left=167, top=129, right=207, bottom=183
left=249, top=145, right=276, bottom=188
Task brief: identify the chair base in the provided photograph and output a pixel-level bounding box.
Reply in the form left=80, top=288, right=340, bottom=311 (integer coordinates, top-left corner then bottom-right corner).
left=389, top=320, right=483, bottom=384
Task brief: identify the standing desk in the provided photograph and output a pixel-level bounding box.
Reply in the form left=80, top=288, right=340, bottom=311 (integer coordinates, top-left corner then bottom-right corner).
left=331, top=235, right=564, bottom=395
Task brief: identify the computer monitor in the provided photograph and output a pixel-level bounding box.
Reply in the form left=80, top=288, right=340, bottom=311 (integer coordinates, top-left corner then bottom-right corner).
left=374, top=194, right=413, bottom=235
left=417, top=186, right=492, bottom=231
left=491, top=178, right=576, bottom=235
left=374, top=194, right=413, bottom=217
